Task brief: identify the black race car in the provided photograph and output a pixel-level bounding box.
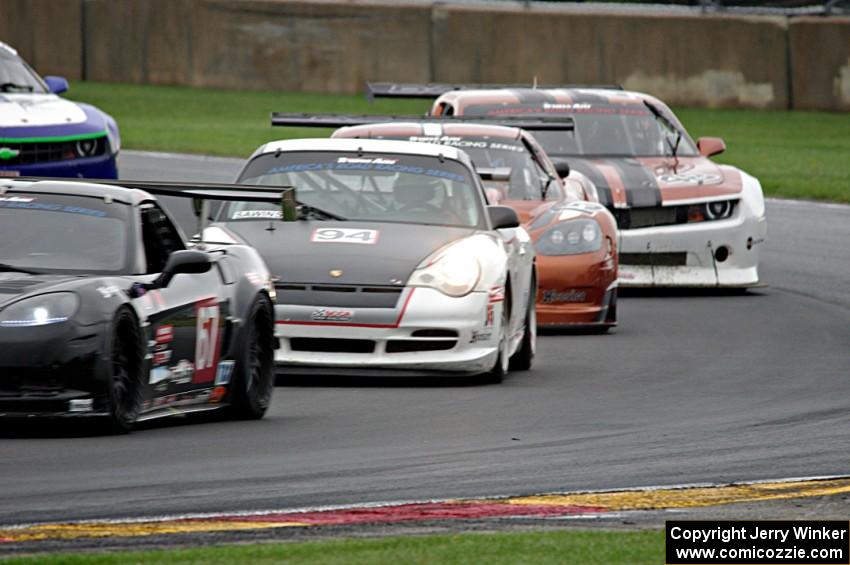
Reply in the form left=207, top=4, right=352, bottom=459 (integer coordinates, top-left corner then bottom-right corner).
left=0, top=178, right=289, bottom=431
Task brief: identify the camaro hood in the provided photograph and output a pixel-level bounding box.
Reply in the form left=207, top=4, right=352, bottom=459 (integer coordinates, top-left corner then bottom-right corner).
left=0, top=272, right=82, bottom=308
left=220, top=220, right=476, bottom=286
left=0, top=93, right=86, bottom=128
left=564, top=156, right=743, bottom=208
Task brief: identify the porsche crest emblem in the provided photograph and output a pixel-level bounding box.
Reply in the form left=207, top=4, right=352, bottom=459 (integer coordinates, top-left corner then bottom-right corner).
left=330, top=269, right=343, bottom=278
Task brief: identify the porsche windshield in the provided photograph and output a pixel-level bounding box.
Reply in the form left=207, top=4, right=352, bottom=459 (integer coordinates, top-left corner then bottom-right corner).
left=462, top=103, right=698, bottom=158
left=0, top=55, right=47, bottom=93
left=231, top=151, right=484, bottom=228
left=0, top=193, right=129, bottom=273
left=404, top=136, right=559, bottom=201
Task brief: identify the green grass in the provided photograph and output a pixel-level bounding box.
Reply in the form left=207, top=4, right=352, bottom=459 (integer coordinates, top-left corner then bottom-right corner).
left=2, top=530, right=663, bottom=564
left=67, top=82, right=850, bottom=202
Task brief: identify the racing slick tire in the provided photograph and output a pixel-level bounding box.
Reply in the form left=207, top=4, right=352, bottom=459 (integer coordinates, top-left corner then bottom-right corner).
left=483, top=292, right=511, bottom=384
left=509, top=278, right=537, bottom=372
left=106, top=307, right=144, bottom=433
left=229, top=295, right=275, bottom=420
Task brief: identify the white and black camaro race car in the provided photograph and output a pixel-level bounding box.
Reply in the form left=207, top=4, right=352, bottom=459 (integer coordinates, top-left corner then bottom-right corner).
left=207, top=138, right=537, bottom=381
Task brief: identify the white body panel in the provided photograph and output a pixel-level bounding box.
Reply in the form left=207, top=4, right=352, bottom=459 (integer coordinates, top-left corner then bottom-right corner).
left=0, top=94, right=87, bottom=128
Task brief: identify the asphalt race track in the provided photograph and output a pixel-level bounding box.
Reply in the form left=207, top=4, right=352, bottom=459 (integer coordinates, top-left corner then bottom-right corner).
left=0, top=151, right=847, bottom=525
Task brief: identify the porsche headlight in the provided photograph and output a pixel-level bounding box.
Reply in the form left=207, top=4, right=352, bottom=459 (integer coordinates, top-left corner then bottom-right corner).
left=408, top=244, right=482, bottom=298
left=0, top=293, right=79, bottom=328
left=536, top=219, right=602, bottom=256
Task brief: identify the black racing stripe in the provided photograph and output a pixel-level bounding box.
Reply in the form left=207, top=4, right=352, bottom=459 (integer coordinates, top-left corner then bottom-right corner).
left=564, top=158, right=613, bottom=207
left=606, top=158, right=661, bottom=208
left=511, top=89, right=557, bottom=104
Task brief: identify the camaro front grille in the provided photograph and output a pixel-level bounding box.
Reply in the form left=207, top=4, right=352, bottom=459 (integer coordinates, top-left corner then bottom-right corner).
left=0, top=136, right=108, bottom=166
left=610, top=200, right=737, bottom=229
left=620, top=252, right=687, bottom=266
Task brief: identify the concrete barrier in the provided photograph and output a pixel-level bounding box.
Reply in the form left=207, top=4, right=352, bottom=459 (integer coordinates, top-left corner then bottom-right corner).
left=2, top=0, right=849, bottom=110
left=84, top=0, right=433, bottom=93
left=432, top=5, right=789, bottom=109
left=0, top=0, right=83, bottom=80
left=789, top=16, right=850, bottom=111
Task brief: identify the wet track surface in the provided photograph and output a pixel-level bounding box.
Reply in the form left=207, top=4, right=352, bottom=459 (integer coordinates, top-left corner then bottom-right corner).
left=0, top=151, right=847, bottom=525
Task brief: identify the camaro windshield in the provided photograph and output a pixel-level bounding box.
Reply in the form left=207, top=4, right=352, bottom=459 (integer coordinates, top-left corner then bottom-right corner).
left=0, top=56, right=48, bottom=93
left=403, top=136, right=560, bottom=201
left=230, top=151, right=484, bottom=228
left=462, top=103, right=698, bottom=158
left=0, top=193, right=129, bottom=273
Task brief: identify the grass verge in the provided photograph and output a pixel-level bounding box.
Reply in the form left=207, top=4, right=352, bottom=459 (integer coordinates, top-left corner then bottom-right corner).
left=3, top=530, right=663, bottom=564
left=68, top=82, right=850, bottom=202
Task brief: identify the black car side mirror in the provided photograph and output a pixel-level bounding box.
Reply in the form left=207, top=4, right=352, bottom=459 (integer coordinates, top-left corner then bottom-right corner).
left=154, top=250, right=212, bottom=288
left=553, top=159, right=571, bottom=178
left=488, top=205, right=520, bottom=230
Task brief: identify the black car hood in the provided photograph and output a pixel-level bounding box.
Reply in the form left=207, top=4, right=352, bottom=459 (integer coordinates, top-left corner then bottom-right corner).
left=0, top=273, right=82, bottom=308
left=220, top=221, right=476, bottom=286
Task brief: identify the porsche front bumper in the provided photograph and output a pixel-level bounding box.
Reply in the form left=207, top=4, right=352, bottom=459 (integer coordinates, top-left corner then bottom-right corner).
left=273, top=287, right=502, bottom=376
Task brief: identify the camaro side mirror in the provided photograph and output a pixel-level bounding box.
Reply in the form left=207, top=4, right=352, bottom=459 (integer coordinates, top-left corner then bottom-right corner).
left=155, top=250, right=212, bottom=288
left=697, top=137, right=726, bottom=158
left=43, top=76, right=69, bottom=95
left=488, top=205, right=520, bottom=230
left=552, top=159, right=571, bottom=178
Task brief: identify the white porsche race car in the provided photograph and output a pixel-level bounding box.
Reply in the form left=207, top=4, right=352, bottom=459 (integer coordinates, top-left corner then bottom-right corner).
left=208, top=138, right=537, bottom=381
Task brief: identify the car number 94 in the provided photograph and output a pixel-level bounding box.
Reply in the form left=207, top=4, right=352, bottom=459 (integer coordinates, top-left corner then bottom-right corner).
left=311, top=228, right=379, bottom=245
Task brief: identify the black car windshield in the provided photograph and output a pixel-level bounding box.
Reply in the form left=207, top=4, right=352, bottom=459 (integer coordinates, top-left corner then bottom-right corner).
left=230, top=151, right=484, bottom=228
left=0, top=193, right=129, bottom=273
left=462, top=103, right=698, bottom=158
left=402, top=136, right=561, bottom=201
left=0, top=55, right=48, bottom=93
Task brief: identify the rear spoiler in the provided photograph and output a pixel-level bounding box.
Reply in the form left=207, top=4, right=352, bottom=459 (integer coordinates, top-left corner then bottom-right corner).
left=271, top=112, right=574, bottom=131
left=366, top=82, right=623, bottom=100
left=9, top=178, right=298, bottom=241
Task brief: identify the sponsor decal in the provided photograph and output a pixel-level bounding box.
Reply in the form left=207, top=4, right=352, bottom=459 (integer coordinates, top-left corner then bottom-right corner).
left=95, top=284, right=122, bottom=299
left=0, top=199, right=107, bottom=217
left=470, top=330, right=493, bottom=343
left=0, top=170, right=20, bottom=177
left=658, top=172, right=722, bottom=186
left=485, top=304, right=495, bottom=327
left=232, top=209, right=281, bottom=220
left=215, top=361, right=235, bottom=386
left=244, top=272, right=267, bottom=286
left=541, top=289, right=587, bottom=304
left=153, top=349, right=172, bottom=366
left=155, top=324, right=174, bottom=344
left=311, top=228, right=379, bottom=245
left=407, top=137, right=526, bottom=153
left=488, top=286, right=506, bottom=303
left=267, top=162, right=465, bottom=182
left=149, top=366, right=172, bottom=385
left=337, top=157, right=398, bottom=165
left=311, top=308, right=353, bottom=322
left=193, top=298, right=221, bottom=384
left=169, top=359, right=195, bottom=385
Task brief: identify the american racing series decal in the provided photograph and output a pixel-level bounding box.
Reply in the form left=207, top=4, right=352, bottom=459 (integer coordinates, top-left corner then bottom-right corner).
left=311, top=228, right=379, bottom=245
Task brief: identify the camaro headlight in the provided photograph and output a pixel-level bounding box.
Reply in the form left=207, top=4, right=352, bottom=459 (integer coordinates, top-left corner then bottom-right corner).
left=408, top=243, right=482, bottom=298
left=536, top=219, right=602, bottom=256
left=0, top=293, right=79, bottom=328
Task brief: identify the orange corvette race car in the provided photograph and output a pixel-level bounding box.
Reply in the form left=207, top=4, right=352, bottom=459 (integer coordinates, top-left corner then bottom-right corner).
left=368, top=83, right=767, bottom=288
left=269, top=113, right=619, bottom=329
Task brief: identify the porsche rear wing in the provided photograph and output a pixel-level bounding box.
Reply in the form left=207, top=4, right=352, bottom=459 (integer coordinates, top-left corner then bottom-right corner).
left=271, top=112, right=575, bottom=131
left=366, top=82, right=623, bottom=100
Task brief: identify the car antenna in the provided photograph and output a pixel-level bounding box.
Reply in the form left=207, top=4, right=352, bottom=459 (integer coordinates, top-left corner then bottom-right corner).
left=532, top=76, right=538, bottom=90
left=274, top=148, right=282, bottom=158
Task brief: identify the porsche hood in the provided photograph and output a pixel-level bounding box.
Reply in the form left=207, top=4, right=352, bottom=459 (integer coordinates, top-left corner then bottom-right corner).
left=564, top=156, right=743, bottom=209
left=220, top=220, right=476, bottom=287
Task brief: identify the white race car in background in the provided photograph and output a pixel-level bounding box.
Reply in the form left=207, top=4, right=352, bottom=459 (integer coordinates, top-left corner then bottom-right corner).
left=207, top=138, right=537, bottom=382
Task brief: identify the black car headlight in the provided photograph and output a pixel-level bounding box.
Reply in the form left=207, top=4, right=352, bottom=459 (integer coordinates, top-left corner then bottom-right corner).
left=536, top=219, right=603, bottom=256
left=0, top=292, right=80, bottom=328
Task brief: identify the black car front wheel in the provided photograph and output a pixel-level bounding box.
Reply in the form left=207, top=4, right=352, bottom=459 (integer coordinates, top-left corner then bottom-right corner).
left=229, top=295, right=275, bottom=420
left=107, top=308, right=143, bottom=433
